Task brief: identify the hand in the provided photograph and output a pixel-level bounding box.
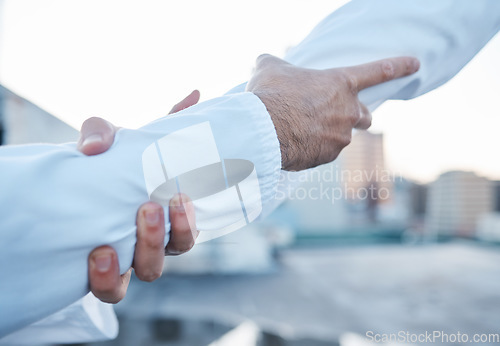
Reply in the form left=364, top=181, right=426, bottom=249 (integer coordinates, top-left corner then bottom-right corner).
left=77, top=90, right=201, bottom=155
left=246, top=54, right=420, bottom=171
left=88, top=194, right=197, bottom=303
left=79, top=90, right=200, bottom=303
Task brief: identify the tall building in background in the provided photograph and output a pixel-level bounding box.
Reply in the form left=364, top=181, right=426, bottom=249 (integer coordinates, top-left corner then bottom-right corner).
left=340, top=130, right=393, bottom=202
left=426, top=171, right=494, bottom=237
left=409, top=182, right=427, bottom=220
left=338, top=130, right=395, bottom=223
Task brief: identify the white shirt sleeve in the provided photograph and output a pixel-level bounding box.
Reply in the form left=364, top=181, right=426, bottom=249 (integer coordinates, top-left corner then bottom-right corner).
left=283, top=0, right=500, bottom=110
left=0, top=92, right=281, bottom=337
left=0, top=293, right=118, bottom=345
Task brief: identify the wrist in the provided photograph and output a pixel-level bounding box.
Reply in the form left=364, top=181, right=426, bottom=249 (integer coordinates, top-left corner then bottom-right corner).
left=251, top=90, right=291, bottom=170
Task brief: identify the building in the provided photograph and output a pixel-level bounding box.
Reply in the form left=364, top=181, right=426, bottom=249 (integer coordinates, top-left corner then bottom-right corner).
left=340, top=130, right=392, bottom=202
left=477, top=213, right=500, bottom=242
left=337, top=130, right=399, bottom=225
left=0, top=85, right=78, bottom=145
left=268, top=162, right=351, bottom=233
left=409, top=182, right=428, bottom=220
left=265, top=130, right=405, bottom=236
left=495, top=181, right=500, bottom=212
left=426, top=171, right=495, bottom=237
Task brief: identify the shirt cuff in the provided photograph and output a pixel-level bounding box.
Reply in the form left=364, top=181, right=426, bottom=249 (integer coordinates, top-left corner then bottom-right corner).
left=239, top=92, right=282, bottom=211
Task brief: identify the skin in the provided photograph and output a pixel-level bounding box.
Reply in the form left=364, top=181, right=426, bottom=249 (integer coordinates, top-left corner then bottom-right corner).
left=78, top=90, right=201, bottom=304
left=246, top=54, right=420, bottom=171
left=79, top=54, right=419, bottom=303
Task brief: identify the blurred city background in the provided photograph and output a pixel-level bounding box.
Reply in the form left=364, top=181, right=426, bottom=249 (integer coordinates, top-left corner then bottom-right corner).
left=1, top=1, right=500, bottom=346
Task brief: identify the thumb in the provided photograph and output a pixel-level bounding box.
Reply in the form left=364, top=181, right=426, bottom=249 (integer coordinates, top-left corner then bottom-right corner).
left=77, top=117, right=117, bottom=156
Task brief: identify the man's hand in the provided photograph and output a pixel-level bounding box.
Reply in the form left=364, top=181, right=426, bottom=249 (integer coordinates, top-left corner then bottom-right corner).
left=79, top=90, right=200, bottom=303
left=87, top=194, right=197, bottom=303
left=77, top=90, right=201, bottom=156
left=246, top=55, right=420, bottom=171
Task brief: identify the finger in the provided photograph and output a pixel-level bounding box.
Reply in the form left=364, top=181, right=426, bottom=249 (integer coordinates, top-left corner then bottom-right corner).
left=169, top=90, right=201, bottom=114
left=343, top=56, right=420, bottom=91
left=133, top=202, right=166, bottom=282
left=354, top=102, right=372, bottom=130
left=166, top=193, right=199, bottom=256
left=77, top=117, right=117, bottom=156
left=254, top=54, right=289, bottom=70
left=88, top=246, right=130, bottom=304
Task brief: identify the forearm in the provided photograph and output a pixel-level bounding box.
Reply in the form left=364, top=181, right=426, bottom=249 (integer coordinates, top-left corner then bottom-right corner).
left=0, top=92, right=281, bottom=336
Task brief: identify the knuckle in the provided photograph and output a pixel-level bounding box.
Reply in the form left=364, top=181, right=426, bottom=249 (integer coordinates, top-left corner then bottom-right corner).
left=406, top=58, right=414, bottom=73
left=380, top=61, right=395, bottom=81
left=93, top=287, right=123, bottom=304
left=257, top=53, right=272, bottom=61
left=358, top=110, right=372, bottom=129
left=327, top=147, right=343, bottom=163
left=184, top=239, right=196, bottom=252
left=137, top=269, right=162, bottom=282
left=108, top=292, right=125, bottom=304
left=167, top=239, right=195, bottom=256
left=178, top=241, right=195, bottom=254
left=107, top=293, right=124, bottom=304
left=349, top=111, right=362, bottom=127
left=256, top=54, right=272, bottom=67
left=347, top=75, right=358, bottom=92
left=142, top=228, right=164, bottom=249
left=337, top=132, right=352, bottom=148
left=171, top=219, right=195, bottom=240
left=342, top=135, right=352, bottom=147
left=340, top=71, right=358, bottom=92
left=327, top=152, right=339, bottom=163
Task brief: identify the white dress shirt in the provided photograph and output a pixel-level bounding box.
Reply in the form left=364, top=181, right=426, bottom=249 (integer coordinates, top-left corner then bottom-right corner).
left=2, top=0, right=500, bottom=343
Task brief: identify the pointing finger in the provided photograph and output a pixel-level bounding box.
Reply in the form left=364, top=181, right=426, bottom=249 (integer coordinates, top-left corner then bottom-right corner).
left=342, top=56, right=420, bottom=91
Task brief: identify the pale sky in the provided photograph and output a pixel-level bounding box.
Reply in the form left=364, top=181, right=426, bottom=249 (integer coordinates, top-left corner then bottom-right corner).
left=0, top=0, right=499, bottom=183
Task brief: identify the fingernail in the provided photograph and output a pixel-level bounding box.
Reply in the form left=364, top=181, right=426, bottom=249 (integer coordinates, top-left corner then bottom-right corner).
left=145, top=207, right=160, bottom=226
left=169, top=194, right=185, bottom=212
left=412, top=59, right=420, bottom=72
left=81, top=134, right=103, bottom=147
left=94, top=254, right=112, bottom=273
